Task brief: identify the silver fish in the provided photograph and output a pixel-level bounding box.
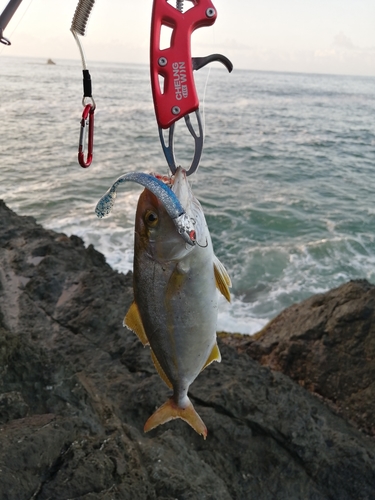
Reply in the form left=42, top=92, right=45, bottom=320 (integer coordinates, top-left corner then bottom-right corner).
left=124, top=167, right=231, bottom=438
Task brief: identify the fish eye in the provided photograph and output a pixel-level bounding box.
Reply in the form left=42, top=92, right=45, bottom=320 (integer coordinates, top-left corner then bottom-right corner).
left=145, top=210, right=159, bottom=227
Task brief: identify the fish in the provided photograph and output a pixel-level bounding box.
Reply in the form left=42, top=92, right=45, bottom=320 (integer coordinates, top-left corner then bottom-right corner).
left=124, top=166, right=231, bottom=438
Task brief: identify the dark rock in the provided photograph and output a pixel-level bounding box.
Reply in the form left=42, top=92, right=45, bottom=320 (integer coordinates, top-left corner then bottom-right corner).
left=0, top=199, right=374, bottom=500
left=238, top=279, right=375, bottom=437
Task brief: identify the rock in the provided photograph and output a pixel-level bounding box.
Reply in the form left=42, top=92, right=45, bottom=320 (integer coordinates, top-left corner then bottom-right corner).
left=0, top=199, right=374, bottom=500
left=238, top=280, right=375, bottom=437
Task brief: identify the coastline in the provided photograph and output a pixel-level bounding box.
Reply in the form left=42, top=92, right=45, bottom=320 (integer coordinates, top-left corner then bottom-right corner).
left=0, top=199, right=374, bottom=499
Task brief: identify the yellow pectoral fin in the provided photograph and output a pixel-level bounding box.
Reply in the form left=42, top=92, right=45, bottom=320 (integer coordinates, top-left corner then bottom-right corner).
left=150, top=349, right=173, bottom=389
left=123, top=301, right=149, bottom=346
left=201, top=342, right=222, bottom=372
left=166, top=265, right=187, bottom=301
left=144, top=397, right=207, bottom=439
left=214, top=255, right=232, bottom=302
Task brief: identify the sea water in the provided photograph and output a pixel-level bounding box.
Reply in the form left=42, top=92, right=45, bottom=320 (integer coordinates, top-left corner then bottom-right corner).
left=1, top=55, right=374, bottom=334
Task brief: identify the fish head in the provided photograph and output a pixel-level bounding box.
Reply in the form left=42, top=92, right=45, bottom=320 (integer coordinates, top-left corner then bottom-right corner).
left=135, top=183, right=196, bottom=262
left=135, top=167, right=209, bottom=261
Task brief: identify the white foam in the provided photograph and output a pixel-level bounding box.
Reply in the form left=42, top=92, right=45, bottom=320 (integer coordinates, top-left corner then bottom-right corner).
left=217, top=295, right=268, bottom=335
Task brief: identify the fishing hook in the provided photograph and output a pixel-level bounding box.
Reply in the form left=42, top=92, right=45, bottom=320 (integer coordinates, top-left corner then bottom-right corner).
left=196, top=238, right=208, bottom=248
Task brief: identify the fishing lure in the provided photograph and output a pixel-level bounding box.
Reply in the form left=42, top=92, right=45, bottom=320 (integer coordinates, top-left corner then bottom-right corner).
left=95, top=172, right=197, bottom=245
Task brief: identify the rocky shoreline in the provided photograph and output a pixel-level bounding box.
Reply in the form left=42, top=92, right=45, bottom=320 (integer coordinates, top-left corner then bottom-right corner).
left=0, top=199, right=374, bottom=500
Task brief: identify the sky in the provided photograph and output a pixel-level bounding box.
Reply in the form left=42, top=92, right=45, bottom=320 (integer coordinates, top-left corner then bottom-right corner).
left=0, top=0, right=374, bottom=76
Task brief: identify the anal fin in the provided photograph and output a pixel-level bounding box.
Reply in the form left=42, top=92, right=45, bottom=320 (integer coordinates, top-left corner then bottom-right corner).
left=150, top=349, right=173, bottom=389
left=124, top=301, right=149, bottom=346
left=201, top=342, right=221, bottom=372
left=144, top=397, right=207, bottom=439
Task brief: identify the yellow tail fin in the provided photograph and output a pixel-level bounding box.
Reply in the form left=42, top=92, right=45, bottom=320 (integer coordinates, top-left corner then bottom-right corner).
left=144, top=397, right=207, bottom=439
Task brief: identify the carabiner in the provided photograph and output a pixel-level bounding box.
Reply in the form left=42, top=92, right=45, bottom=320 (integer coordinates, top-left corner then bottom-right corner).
left=78, top=103, right=94, bottom=168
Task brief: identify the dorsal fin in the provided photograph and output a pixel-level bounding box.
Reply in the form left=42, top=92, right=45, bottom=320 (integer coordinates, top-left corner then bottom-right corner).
left=124, top=301, right=149, bottom=346
left=213, top=255, right=231, bottom=302
left=201, top=342, right=221, bottom=372
left=150, top=349, right=173, bottom=389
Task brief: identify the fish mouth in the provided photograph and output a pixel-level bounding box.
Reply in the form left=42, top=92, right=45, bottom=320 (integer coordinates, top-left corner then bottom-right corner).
left=173, top=167, right=208, bottom=247
left=153, top=167, right=187, bottom=187
left=155, top=167, right=198, bottom=244
left=169, top=167, right=195, bottom=215
left=95, top=170, right=196, bottom=245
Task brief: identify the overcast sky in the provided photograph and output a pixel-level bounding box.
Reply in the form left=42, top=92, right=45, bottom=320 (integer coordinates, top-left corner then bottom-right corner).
left=1, top=0, right=374, bottom=76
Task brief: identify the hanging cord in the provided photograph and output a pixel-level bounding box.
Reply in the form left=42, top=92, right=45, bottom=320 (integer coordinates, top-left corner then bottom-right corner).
left=71, top=0, right=95, bottom=37
left=71, top=0, right=96, bottom=108
left=70, top=0, right=96, bottom=168
left=201, top=66, right=211, bottom=141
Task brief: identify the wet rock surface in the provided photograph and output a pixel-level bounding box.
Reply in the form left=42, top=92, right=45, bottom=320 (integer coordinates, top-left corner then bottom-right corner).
left=237, top=279, right=375, bottom=438
left=0, top=200, right=374, bottom=500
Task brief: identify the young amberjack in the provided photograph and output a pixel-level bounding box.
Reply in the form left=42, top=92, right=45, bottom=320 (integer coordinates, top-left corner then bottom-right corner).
left=124, top=167, right=231, bottom=438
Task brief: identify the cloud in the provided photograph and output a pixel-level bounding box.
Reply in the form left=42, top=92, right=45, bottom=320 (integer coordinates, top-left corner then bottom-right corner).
left=313, top=41, right=375, bottom=76
left=333, top=32, right=356, bottom=50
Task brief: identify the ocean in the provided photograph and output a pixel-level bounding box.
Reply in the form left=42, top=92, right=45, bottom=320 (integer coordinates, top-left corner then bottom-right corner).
left=1, top=55, right=374, bottom=334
